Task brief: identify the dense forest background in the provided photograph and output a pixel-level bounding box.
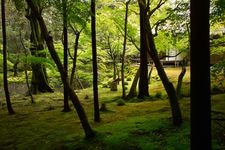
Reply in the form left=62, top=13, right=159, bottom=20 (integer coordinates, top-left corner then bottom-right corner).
left=0, top=0, right=225, bottom=149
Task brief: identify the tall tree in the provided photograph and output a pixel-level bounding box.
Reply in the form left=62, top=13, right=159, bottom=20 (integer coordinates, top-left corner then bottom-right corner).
left=190, top=0, right=211, bottom=149
left=121, top=0, right=131, bottom=99
left=138, top=0, right=149, bottom=98
left=26, top=3, right=54, bottom=94
left=26, top=0, right=95, bottom=138
left=62, top=0, right=70, bottom=112
left=138, top=0, right=182, bottom=126
left=1, top=0, right=15, bottom=114
left=91, top=0, right=100, bottom=122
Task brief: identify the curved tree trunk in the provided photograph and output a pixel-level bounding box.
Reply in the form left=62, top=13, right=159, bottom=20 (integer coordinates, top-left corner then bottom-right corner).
left=137, top=0, right=182, bottom=125
left=69, top=30, right=80, bottom=87
left=176, top=59, right=187, bottom=98
left=2, top=0, right=15, bottom=114
left=26, top=0, right=95, bottom=138
left=127, top=67, right=140, bottom=99
left=26, top=7, right=53, bottom=94
left=146, top=19, right=182, bottom=126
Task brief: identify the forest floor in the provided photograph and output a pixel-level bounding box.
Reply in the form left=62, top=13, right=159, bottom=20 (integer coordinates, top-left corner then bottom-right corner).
left=0, top=67, right=225, bottom=150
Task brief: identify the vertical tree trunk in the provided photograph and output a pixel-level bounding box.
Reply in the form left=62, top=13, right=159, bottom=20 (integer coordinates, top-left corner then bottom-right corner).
left=26, top=0, right=95, bottom=138
left=91, top=0, right=100, bottom=122
left=138, top=0, right=149, bottom=99
left=62, top=0, right=70, bottom=112
left=190, top=0, right=211, bottom=149
left=27, top=8, right=53, bottom=94
left=1, top=0, right=15, bottom=114
left=121, top=0, right=130, bottom=99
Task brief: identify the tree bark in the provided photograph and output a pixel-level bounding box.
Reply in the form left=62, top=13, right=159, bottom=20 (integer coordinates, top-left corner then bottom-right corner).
left=121, top=0, right=130, bottom=99
left=138, top=0, right=149, bottom=99
left=2, top=0, right=15, bottom=114
left=146, top=21, right=182, bottom=126
left=69, top=30, right=80, bottom=87
left=62, top=0, right=70, bottom=112
left=190, top=0, right=211, bottom=149
left=26, top=7, right=53, bottom=94
left=176, top=59, right=187, bottom=98
left=138, top=0, right=182, bottom=125
left=91, top=0, right=100, bottom=122
left=127, top=67, right=140, bottom=99
left=26, top=0, right=95, bottom=138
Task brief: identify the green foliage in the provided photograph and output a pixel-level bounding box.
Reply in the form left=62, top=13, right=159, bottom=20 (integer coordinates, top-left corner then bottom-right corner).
left=211, top=60, right=225, bottom=93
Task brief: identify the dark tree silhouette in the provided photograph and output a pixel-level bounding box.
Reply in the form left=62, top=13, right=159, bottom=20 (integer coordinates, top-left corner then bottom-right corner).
left=138, top=0, right=149, bottom=99
left=1, top=0, right=15, bottom=114
left=190, top=0, right=211, bottom=149
left=91, top=0, right=100, bottom=122
left=26, top=0, right=95, bottom=138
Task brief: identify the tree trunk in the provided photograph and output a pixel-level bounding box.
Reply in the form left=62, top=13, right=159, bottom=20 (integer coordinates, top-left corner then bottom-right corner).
left=26, top=0, right=95, bottom=138
left=2, top=0, right=15, bottom=114
left=69, top=31, right=80, bottom=87
left=190, top=0, right=211, bottom=148
left=27, top=8, right=53, bottom=94
left=176, top=59, right=187, bottom=98
left=138, top=0, right=182, bottom=125
left=146, top=21, right=182, bottom=126
left=127, top=67, right=140, bottom=99
left=121, top=0, right=130, bottom=99
left=62, top=0, right=70, bottom=112
left=91, top=0, right=100, bottom=122
left=138, top=0, right=149, bottom=99
left=148, top=63, right=154, bottom=84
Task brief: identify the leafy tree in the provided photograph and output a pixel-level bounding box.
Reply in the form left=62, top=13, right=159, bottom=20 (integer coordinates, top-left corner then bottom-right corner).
left=13, top=0, right=53, bottom=94
left=26, top=0, right=95, bottom=138
left=138, top=0, right=182, bottom=126
left=1, top=0, right=15, bottom=114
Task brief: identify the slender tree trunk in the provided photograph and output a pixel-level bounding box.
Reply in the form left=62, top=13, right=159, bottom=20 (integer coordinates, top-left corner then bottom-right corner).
left=113, top=60, right=117, bottom=80
left=26, top=0, right=95, bottom=138
left=148, top=63, right=154, bottom=84
left=190, top=0, right=211, bottom=149
left=62, top=0, right=70, bottom=112
left=26, top=8, right=53, bottom=94
left=2, top=0, right=15, bottom=114
left=146, top=20, right=182, bottom=126
left=121, top=0, right=130, bottom=99
left=91, top=0, right=100, bottom=122
left=70, top=31, right=80, bottom=87
left=127, top=67, right=140, bottom=99
left=176, top=59, right=187, bottom=98
left=138, top=0, right=149, bottom=99
left=20, top=32, right=34, bottom=103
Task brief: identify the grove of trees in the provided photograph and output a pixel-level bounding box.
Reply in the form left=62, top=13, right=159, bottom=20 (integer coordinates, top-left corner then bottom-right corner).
left=1, top=0, right=223, bottom=148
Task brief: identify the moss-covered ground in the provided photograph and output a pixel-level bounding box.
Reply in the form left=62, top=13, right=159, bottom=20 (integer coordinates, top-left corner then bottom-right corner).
left=0, top=67, right=224, bottom=150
